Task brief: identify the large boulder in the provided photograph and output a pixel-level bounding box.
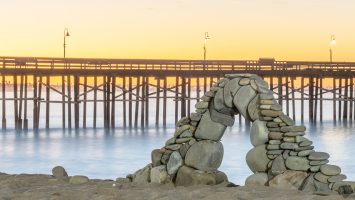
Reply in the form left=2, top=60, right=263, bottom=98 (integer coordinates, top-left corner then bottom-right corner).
left=250, top=120, right=269, bottom=146
left=150, top=165, right=168, bottom=184
left=175, top=165, right=227, bottom=186
left=245, top=173, right=268, bottom=186
left=52, top=166, right=68, bottom=180
left=269, top=171, right=308, bottom=190
left=194, top=111, right=227, bottom=141
left=185, top=140, right=224, bottom=171
left=233, top=85, right=257, bottom=120
left=285, top=156, right=310, bottom=171
left=167, top=151, right=183, bottom=175
left=131, top=164, right=152, bottom=184
left=69, top=175, right=89, bottom=184
left=246, top=145, right=270, bottom=173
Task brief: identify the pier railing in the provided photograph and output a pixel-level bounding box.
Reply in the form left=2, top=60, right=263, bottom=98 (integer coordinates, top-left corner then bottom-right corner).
left=1, top=56, right=355, bottom=130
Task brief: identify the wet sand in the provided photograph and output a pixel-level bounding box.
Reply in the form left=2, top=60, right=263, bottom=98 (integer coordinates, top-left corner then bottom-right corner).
left=0, top=172, right=353, bottom=200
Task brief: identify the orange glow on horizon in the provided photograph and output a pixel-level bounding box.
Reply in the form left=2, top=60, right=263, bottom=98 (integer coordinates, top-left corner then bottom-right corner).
left=0, top=0, right=354, bottom=62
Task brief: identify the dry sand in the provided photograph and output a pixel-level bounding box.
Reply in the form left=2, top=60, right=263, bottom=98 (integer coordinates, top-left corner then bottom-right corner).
left=0, top=172, right=354, bottom=200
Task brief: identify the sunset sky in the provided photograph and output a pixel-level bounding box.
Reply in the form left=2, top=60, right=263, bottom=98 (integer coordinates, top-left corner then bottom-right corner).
left=0, top=0, right=354, bottom=61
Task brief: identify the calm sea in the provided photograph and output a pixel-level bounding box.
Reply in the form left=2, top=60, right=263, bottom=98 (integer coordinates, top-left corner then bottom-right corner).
left=0, top=90, right=355, bottom=185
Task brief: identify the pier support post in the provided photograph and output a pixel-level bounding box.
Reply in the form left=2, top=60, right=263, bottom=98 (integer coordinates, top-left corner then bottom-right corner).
left=46, top=76, right=50, bottom=129
left=1, top=76, right=6, bottom=130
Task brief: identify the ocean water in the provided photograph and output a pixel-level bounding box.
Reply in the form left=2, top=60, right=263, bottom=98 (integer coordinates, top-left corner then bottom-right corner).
left=1, top=89, right=355, bottom=185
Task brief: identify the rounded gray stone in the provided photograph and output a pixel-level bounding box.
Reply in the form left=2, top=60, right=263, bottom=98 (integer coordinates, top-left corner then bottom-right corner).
left=298, top=150, right=315, bottom=157
left=309, top=152, right=330, bottom=161
left=194, top=110, right=227, bottom=141
left=213, top=88, right=226, bottom=111
left=150, top=165, right=168, bottom=184
left=285, top=156, right=310, bottom=171
left=239, top=78, right=250, bottom=85
left=69, top=175, right=89, bottom=184
left=185, top=140, right=224, bottom=171
left=328, top=174, right=347, bottom=183
left=247, top=95, right=260, bottom=121
left=167, top=151, right=183, bottom=175
left=245, top=173, right=268, bottom=186
left=314, top=172, right=330, bottom=183
left=320, top=164, right=341, bottom=176
left=246, top=145, right=270, bottom=173
left=271, top=155, right=287, bottom=175
left=223, top=78, right=241, bottom=107
left=250, top=120, right=269, bottom=147
left=52, top=166, right=68, bottom=179
left=151, top=149, right=163, bottom=167
left=233, top=85, right=257, bottom=120
left=280, top=142, right=298, bottom=150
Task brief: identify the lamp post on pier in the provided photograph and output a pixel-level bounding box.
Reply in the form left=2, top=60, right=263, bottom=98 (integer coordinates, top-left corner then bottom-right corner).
left=63, top=28, right=70, bottom=59
left=203, top=32, right=210, bottom=70
left=329, top=35, right=336, bottom=63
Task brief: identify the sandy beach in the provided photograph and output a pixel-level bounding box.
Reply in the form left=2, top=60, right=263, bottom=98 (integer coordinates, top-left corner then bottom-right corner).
left=0, top=172, right=354, bottom=200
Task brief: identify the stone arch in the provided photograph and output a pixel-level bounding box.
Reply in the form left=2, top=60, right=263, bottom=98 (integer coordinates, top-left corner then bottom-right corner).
left=128, top=74, right=353, bottom=194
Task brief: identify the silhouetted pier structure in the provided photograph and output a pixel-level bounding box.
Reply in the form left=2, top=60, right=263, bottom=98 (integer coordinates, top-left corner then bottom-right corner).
left=1, top=56, right=355, bottom=130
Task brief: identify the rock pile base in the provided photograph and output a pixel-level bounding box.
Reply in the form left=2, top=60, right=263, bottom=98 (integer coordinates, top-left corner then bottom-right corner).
left=128, top=73, right=354, bottom=195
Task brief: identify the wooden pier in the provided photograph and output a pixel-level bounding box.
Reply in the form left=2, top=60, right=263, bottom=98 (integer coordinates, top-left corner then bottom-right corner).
left=1, top=56, right=355, bottom=130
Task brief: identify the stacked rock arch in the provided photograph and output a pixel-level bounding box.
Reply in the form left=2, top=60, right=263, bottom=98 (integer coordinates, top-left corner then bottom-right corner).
left=128, top=73, right=354, bottom=194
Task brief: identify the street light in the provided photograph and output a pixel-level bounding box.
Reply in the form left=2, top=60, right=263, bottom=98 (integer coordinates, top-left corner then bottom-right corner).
left=203, top=32, right=210, bottom=61
left=203, top=32, right=210, bottom=70
left=329, top=35, right=336, bottom=62
left=63, top=28, right=70, bottom=59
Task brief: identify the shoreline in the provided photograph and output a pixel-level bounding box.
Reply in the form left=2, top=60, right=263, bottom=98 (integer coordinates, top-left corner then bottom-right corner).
left=0, top=170, right=353, bottom=200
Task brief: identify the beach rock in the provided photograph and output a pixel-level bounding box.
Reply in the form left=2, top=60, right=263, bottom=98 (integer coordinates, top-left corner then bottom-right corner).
left=204, top=91, right=216, bottom=97
left=285, top=156, right=310, bottom=171
left=308, top=152, right=330, bottom=161
left=247, top=95, right=260, bottom=121
left=269, top=171, right=308, bottom=190
left=266, top=122, right=279, bottom=128
left=320, top=165, right=341, bottom=176
left=267, top=150, right=283, bottom=155
left=267, top=144, right=280, bottom=150
left=314, top=172, right=330, bottom=183
left=283, top=137, right=296, bottom=143
left=268, top=140, right=281, bottom=145
left=270, top=104, right=282, bottom=111
left=313, top=180, right=335, bottom=195
left=328, top=174, right=347, bottom=182
left=132, top=164, right=152, bottom=184
left=260, top=92, right=274, bottom=100
left=260, top=110, right=282, bottom=117
left=269, top=132, right=283, bottom=140
left=150, top=165, right=168, bottom=184
left=284, top=132, right=305, bottom=137
left=195, top=101, right=209, bottom=109
left=190, top=113, right=202, bottom=121
left=179, top=130, right=193, bottom=138
left=245, top=173, right=268, bottom=186
left=52, top=166, right=68, bottom=180
left=310, top=166, right=320, bottom=172
left=179, top=143, right=190, bottom=158
left=280, top=125, right=306, bottom=133
left=176, top=117, right=190, bottom=127
left=185, top=140, right=223, bottom=171
left=298, top=150, right=315, bottom=157
left=161, top=150, right=172, bottom=165
left=279, top=115, right=295, bottom=126
left=299, top=140, right=313, bottom=147
left=213, top=88, right=226, bottom=111
left=224, top=77, right=241, bottom=96
left=246, top=145, right=270, bottom=173
left=233, top=85, right=257, bottom=120
left=239, top=78, right=250, bottom=85
left=310, top=160, right=329, bottom=166
left=165, top=137, right=175, bottom=146
left=175, top=138, right=192, bottom=144
left=69, top=175, right=89, bottom=184
left=175, top=166, right=227, bottom=186
left=167, top=151, right=183, bottom=175
left=174, top=125, right=190, bottom=137
left=301, top=174, right=317, bottom=192
left=165, top=144, right=181, bottom=151
left=194, top=111, right=227, bottom=141
left=271, top=155, right=287, bottom=175
left=250, top=120, right=269, bottom=146
left=209, top=104, right=235, bottom=126
left=280, top=143, right=298, bottom=150
left=332, top=181, right=355, bottom=191
left=151, top=149, right=163, bottom=167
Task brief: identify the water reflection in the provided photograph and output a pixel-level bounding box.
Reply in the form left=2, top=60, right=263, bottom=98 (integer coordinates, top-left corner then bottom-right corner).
left=0, top=123, right=354, bottom=185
